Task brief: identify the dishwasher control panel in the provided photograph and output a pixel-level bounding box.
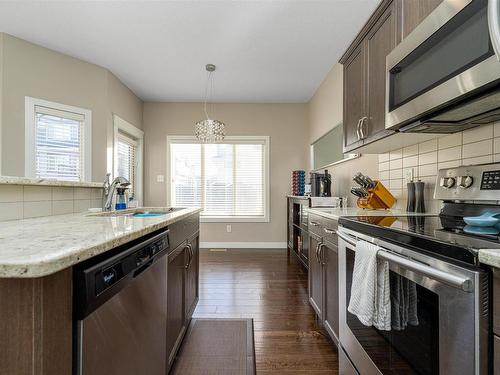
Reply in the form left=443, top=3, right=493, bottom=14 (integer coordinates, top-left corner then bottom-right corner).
left=74, top=229, right=170, bottom=320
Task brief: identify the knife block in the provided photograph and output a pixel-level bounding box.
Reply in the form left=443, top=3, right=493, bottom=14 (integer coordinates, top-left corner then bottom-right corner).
left=356, top=181, right=396, bottom=209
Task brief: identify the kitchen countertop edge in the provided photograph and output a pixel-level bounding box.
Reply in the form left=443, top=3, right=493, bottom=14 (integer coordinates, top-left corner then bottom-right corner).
left=0, top=207, right=202, bottom=278
left=478, top=249, right=500, bottom=269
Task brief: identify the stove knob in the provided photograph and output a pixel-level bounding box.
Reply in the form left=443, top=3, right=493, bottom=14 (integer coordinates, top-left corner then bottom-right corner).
left=457, top=175, right=473, bottom=188
left=440, top=177, right=456, bottom=189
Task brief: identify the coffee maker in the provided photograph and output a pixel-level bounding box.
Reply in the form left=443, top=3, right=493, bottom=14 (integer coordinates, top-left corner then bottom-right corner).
left=310, top=170, right=332, bottom=197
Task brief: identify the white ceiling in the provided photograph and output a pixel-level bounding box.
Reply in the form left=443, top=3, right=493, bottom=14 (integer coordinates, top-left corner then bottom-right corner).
left=0, top=0, right=378, bottom=103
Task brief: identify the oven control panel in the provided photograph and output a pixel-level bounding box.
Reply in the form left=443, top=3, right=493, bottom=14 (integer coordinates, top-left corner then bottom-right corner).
left=480, top=170, right=500, bottom=190
left=434, top=162, right=500, bottom=201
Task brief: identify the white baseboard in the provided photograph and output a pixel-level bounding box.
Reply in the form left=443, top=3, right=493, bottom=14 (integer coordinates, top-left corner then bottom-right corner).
left=200, top=242, right=287, bottom=249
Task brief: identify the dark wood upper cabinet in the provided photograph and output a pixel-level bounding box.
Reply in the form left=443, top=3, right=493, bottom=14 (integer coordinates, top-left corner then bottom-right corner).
left=341, top=0, right=401, bottom=152
left=400, top=0, right=442, bottom=39
left=343, top=43, right=366, bottom=151
left=365, top=2, right=400, bottom=142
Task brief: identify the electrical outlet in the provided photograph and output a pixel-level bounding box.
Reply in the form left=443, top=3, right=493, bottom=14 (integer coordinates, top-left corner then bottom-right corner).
left=226, top=225, right=232, bottom=233
left=404, top=168, right=414, bottom=182
left=156, top=175, right=165, bottom=183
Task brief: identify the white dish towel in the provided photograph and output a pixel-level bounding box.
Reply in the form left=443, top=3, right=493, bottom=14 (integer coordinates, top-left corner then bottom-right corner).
left=347, top=239, right=391, bottom=331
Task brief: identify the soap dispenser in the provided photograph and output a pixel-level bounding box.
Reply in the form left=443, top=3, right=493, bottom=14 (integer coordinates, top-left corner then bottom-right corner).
left=115, top=188, right=128, bottom=210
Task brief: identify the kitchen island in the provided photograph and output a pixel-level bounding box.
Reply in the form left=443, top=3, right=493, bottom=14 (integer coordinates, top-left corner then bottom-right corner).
left=0, top=207, right=200, bottom=375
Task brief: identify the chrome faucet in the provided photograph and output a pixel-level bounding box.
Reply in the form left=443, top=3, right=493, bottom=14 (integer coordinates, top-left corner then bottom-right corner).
left=103, top=175, right=131, bottom=211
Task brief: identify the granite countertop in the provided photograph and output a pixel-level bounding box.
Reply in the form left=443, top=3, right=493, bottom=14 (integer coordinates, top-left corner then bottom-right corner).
left=0, top=207, right=201, bottom=278
left=308, top=207, right=500, bottom=269
left=0, top=175, right=103, bottom=188
left=306, top=207, right=432, bottom=220
left=478, top=250, right=500, bottom=269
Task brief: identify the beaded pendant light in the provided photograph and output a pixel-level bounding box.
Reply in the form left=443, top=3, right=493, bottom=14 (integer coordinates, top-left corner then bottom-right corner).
left=195, top=64, right=226, bottom=143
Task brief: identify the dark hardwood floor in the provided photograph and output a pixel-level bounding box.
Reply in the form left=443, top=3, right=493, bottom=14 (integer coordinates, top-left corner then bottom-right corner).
left=193, top=248, right=339, bottom=374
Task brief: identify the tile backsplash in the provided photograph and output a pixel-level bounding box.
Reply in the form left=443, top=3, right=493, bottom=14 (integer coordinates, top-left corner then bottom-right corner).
left=0, top=185, right=103, bottom=221
left=378, top=122, right=500, bottom=213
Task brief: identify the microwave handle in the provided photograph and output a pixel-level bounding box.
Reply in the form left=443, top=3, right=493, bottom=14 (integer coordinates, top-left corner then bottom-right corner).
left=337, top=230, right=473, bottom=292
left=489, top=0, right=500, bottom=61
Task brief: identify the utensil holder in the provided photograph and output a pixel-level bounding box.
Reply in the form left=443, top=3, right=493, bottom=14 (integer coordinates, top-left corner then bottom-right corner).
left=356, top=180, right=396, bottom=209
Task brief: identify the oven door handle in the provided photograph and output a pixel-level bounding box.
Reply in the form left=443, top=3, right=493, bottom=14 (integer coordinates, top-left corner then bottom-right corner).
left=488, top=0, right=500, bottom=61
left=337, top=230, right=474, bottom=292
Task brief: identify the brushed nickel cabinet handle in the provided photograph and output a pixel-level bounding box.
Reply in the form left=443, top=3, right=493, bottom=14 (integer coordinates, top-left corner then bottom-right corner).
left=323, top=228, right=336, bottom=235
left=184, top=244, right=192, bottom=269
left=359, top=116, right=368, bottom=139
left=356, top=119, right=362, bottom=140
left=310, top=221, right=320, bottom=227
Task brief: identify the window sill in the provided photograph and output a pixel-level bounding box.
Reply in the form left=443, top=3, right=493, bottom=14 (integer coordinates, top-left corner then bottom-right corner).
left=201, top=216, right=270, bottom=223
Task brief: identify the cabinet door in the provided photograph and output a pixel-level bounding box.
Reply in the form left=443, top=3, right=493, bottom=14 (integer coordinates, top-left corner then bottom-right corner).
left=308, top=235, right=323, bottom=318
left=166, top=243, right=188, bottom=371
left=364, top=2, right=399, bottom=141
left=400, top=0, right=442, bottom=39
left=343, top=42, right=366, bottom=152
left=300, top=232, right=309, bottom=264
left=322, top=242, right=339, bottom=342
left=185, top=234, right=199, bottom=320
left=495, top=335, right=500, bottom=375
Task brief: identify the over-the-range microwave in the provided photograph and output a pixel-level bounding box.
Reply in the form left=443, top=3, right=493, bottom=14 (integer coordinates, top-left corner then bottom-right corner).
left=385, top=0, right=500, bottom=133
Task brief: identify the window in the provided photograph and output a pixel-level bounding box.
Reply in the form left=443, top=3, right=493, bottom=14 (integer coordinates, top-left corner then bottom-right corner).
left=168, top=136, right=269, bottom=222
left=25, top=97, right=92, bottom=181
left=113, top=115, right=144, bottom=203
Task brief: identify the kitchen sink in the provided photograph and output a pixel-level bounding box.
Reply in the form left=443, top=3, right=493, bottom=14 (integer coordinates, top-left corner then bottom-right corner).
left=89, top=207, right=185, bottom=217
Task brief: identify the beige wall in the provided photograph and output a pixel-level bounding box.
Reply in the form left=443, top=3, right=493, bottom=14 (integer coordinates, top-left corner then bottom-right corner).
left=0, top=34, right=143, bottom=181
left=308, top=62, right=378, bottom=200
left=143, top=102, right=309, bottom=243
left=308, top=63, right=344, bottom=144
left=0, top=33, right=3, bottom=175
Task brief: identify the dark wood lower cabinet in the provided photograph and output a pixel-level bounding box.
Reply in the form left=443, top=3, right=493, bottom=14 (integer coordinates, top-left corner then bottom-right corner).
left=166, top=242, right=188, bottom=371
left=185, top=233, right=200, bottom=320
left=322, top=240, right=339, bottom=342
left=308, top=215, right=340, bottom=347
left=167, top=232, right=200, bottom=372
left=495, top=334, right=500, bottom=375
left=309, top=233, right=324, bottom=317
left=0, top=268, right=73, bottom=375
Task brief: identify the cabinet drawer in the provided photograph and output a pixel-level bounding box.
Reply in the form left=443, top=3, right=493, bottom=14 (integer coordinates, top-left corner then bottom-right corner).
left=308, top=213, right=338, bottom=244
left=169, top=213, right=200, bottom=251
left=308, top=213, right=323, bottom=237
left=321, top=218, right=338, bottom=245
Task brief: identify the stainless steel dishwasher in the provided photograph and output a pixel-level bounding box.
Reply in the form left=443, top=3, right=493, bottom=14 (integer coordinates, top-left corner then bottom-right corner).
left=74, top=229, right=169, bottom=375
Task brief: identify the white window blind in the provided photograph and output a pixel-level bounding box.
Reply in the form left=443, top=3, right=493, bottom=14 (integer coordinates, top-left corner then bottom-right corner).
left=117, top=132, right=138, bottom=194
left=35, top=106, right=85, bottom=181
left=169, top=138, right=268, bottom=221
left=170, top=144, right=202, bottom=209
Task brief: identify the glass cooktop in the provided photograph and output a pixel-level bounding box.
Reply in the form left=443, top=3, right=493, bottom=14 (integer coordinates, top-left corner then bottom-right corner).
left=339, top=215, right=500, bottom=266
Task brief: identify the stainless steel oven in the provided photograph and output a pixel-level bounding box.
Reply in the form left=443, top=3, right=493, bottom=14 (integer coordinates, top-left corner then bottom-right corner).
left=337, top=227, right=489, bottom=375
left=385, top=0, right=500, bottom=133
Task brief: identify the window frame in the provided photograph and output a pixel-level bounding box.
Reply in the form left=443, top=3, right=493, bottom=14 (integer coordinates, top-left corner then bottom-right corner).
left=166, top=135, right=270, bottom=223
left=113, top=114, right=144, bottom=205
left=25, top=96, right=92, bottom=182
